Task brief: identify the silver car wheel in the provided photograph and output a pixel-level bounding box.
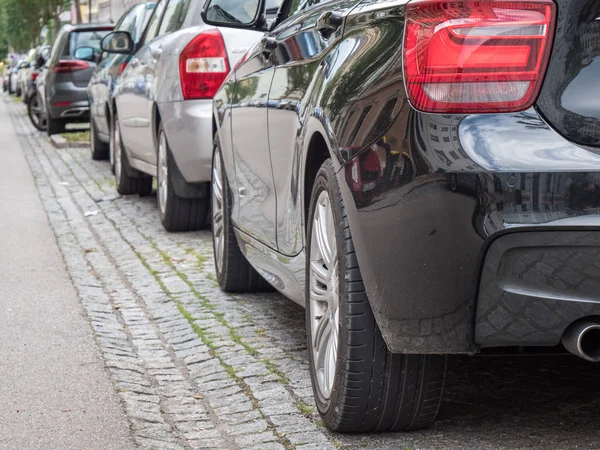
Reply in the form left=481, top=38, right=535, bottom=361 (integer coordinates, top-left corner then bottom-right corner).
left=90, top=119, right=96, bottom=155
left=109, top=123, right=115, bottom=169
left=157, top=131, right=168, bottom=215
left=212, top=148, right=225, bottom=272
left=309, top=190, right=339, bottom=400
left=30, top=96, right=44, bottom=128
left=114, top=118, right=122, bottom=183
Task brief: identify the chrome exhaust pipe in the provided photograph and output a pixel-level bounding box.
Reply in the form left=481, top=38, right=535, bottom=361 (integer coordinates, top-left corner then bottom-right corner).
left=562, top=320, right=600, bottom=362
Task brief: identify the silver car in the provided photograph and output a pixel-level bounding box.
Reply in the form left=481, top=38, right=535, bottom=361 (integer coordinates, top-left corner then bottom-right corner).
left=102, top=0, right=266, bottom=232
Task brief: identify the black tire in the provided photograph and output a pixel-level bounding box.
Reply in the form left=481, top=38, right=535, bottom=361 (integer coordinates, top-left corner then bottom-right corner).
left=113, top=111, right=152, bottom=196
left=211, top=136, right=272, bottom=292
left=8, top=77, right=13, bottom=95
left=90, top=118, right=109, bottom=160
left=156, top=123, right=208, bottom=232
left=46, top=113, right=66, bottom=136
left=27, top=94, right=46, bottom=131
left=306, top=159, right=447, bottom=433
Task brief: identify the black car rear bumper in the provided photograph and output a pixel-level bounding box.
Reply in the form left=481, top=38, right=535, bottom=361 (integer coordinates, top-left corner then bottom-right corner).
left=477, top=230, right=600, bottom=347
left=338, top=107, right=600, bottom=354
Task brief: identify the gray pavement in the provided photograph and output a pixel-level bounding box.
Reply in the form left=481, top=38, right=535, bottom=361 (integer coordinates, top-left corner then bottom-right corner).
left=0, top=99, right=134, bottom=449
left=4, top=96, right=600, bottom=450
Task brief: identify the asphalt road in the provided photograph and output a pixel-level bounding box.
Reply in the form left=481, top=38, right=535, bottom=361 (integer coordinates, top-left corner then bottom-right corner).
left=0, top=99, right=134, bottom=449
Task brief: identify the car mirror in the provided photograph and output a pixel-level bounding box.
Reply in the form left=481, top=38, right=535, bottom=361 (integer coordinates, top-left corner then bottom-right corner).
left=202, top=0, right=266, bottom=29
left=101, top=31, right=134, bottom=55
left=74, top=46, right=96, bottom=62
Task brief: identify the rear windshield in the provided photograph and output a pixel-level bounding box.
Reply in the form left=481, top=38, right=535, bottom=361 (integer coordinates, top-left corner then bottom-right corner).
left=68, top=29, right=112, bottom=56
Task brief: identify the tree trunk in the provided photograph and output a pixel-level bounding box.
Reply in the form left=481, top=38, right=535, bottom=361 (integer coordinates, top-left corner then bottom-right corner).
left=74, top=0, right=83, bottom=24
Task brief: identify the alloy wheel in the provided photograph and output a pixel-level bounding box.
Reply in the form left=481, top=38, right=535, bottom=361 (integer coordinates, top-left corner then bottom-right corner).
left=109, top=123, right=115, bottom=169
left=90, top=120, right=96, bottom=156
left=309, top=190, right=339, bottom=400
left=157, top=131, right=168, bottom=215
left=114, top=118, right=122, bottom=184
left=29, top=96, right=45, bottom=129
left=212, top=148, right=224, bottom=272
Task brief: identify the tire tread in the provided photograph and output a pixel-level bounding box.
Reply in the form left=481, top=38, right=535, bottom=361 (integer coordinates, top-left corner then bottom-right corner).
left=213, top=137, right=271, bottom=293
left=307, top=159, right=447, bottom=433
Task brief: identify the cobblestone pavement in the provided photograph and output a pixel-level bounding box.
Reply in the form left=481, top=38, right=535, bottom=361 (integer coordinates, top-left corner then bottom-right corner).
left=8, top=98, right=600, bottom=450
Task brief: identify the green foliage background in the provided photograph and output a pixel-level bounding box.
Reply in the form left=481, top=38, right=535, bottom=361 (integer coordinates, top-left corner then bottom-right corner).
left=0, top=0, right=70, bottom=60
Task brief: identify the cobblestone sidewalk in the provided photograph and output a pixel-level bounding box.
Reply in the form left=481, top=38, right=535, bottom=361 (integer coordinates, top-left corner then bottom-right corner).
left=8, top=99, right=600, bottom=450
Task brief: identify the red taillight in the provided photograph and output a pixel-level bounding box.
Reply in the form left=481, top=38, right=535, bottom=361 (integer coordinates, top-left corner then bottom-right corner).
left=118, top=62, right=128, bottom=75
left=403, top=0, right=556, bottom=113
left=179, top=30, right=230, bottom=100
left=50, top=59, right=90, bottom=73
left=31, top=73, right=39, bottom=81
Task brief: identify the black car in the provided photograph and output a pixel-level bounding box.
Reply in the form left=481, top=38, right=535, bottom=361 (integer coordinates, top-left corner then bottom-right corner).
left=39, top=23, right=113, bottom=135
left=205, top=0, right=600, bottom=433
left=87, top=2, right=154, bottom=162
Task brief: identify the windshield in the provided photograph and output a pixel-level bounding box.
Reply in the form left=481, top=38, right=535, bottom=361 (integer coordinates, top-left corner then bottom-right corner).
left=69, top=29, right=112, bottom=56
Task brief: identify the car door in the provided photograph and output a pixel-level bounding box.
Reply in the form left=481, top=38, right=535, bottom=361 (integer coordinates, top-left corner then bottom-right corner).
left=267, top=0, right=358, bottom=256
left=229, top=40, right=279, bottom=250
left=118, top=0, right=168, bottom=163
left=92, top=4, right=149, bottom=137
left=91, top=51, right=117, bottom=136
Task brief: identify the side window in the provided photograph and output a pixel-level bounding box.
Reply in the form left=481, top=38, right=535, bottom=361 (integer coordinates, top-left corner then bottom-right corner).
left=117, top=4, right=146, bottom=42
left=158, top=0, right=190, bottom=35
left=137, top=6, right=156, bottom=39
left=143, top=0, right=168, bottom=43
left=287, top=0, right=309, bottom=17
left=176, top=0, right=192, bottom=29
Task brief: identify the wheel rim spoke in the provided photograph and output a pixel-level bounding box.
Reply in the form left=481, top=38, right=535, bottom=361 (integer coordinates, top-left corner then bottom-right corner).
left=115, top=122, right=121, bottom=181
left=212, top=150, right=225, bottom=271
left=309, top=190, right=339, bottom=400
left=315, top=199, right=334, bottom=268
left=90, top=121, right=95, bottom=152
left=158, top=133, right=168, bottom=214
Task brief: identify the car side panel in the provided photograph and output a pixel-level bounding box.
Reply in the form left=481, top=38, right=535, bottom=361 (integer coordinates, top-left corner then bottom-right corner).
left=89, top=54, right=116, bottom=139
left=268, top=0, right=358, bottom=257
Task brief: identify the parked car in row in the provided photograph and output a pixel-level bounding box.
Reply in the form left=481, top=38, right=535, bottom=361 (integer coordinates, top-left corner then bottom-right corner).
left=9, top=62, right=24, bottom=96
left=27, top=48, right=52, bottom=131
left=37, top=23, right=113, bottom=136
left=204, top=0, right=600, bottom=433
left=21, top=45, right=50, bottom=104
left=100, top=0, right=267, bottom=232
left=3, top=67, right=8, bottom=92
left=88, top=2, right=155, bottom=163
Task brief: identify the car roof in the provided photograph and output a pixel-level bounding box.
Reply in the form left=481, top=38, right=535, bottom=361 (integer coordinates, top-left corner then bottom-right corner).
left=63, top=23, right=114, bottom=32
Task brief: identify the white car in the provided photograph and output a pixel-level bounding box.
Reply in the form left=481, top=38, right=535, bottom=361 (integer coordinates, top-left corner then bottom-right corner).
left=102, top=0, right=278, bottom=232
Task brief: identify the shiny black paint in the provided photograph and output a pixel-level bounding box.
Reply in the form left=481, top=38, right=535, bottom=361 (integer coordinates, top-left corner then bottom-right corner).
left=476, top=231, right=600, bottom=347
left=214, top=0, right=600, bottom=354
left=536, top=0, right=600, bottom=147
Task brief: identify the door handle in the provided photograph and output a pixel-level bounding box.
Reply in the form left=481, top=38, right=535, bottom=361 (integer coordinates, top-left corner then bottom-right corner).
left=316, top=11, right=344, bottom=37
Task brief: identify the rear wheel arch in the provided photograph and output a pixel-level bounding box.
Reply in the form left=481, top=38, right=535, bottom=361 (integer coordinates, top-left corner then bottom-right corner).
left=303, top=131, right=332, bottom=230
left=152, top=102, right=162, bottom=150
left=104, top=101, right=111, bottom=126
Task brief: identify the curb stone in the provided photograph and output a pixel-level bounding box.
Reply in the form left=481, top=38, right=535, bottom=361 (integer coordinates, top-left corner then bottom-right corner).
left=50, top=134, right=90, bottom=149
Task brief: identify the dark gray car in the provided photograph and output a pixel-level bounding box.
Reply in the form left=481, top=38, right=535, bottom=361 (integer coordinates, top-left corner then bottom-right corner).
left=43, top=23, right=113, bottom=135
